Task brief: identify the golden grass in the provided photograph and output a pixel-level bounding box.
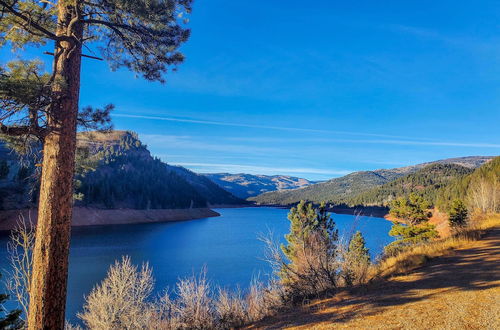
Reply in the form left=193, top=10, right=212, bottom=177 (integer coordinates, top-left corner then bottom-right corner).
left=251, top=213, right=500, bottom=329
left=376, top=213, right=500, bottom=278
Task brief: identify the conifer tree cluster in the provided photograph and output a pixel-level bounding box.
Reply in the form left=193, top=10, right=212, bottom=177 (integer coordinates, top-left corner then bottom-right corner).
left=436, top=156, right=500, bottom=213
left=343, top=231, right=370, bottom=286
left=348, top=163, right=473, bottom=207
left=278, top=201, right=340, bottom=299
left=281, top=201, right=338, bottom=263
left=386, top=193, right=438, bottom=254
left=75, top=132, right=207, bottom=209
left=389, top=193, right=431, bottom=226
left=448, top=199, right=468, bottom=228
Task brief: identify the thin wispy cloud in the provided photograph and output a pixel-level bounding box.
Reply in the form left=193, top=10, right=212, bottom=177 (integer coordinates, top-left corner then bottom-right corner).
left=224, top=136, right=500, bottom=149
left=141, top=134, right=282, bottom=155
left=335, top=139, right=500, bottom=149
left=114, top=113, right=423, bottom=140
left=386, top=24, right=500, bottom=54
left=171, top=162, right=352, bottom=176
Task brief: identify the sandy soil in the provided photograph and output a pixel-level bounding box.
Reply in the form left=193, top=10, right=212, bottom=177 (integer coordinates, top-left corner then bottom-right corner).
left=251, top=228, right=500, bottom=329
left=0, top=207, right=220, bottom=231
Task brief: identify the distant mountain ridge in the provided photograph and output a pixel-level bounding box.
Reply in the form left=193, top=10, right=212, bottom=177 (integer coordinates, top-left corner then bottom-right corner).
left=249, top=156, right=495, bottom=206
left=203, top=173, right=315, bottom=199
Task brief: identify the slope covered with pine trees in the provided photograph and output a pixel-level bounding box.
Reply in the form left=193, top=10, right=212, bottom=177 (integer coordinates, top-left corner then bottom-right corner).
left=249, top=157, right=494, bottom=206
left=0, top=131, right=244, bottom=211
left=344, top=163, right=474, bottom=207
left=436, top=156, right=500, bottom=212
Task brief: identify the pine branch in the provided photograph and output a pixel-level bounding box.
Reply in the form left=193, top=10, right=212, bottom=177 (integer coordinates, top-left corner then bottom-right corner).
left=0, top=0, right=72, bottom=42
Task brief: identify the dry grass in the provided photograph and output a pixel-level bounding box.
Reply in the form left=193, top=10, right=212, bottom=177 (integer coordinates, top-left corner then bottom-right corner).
left=376, top=213, right=500, bottom=278
left=250, top=213, right=500, bottom=329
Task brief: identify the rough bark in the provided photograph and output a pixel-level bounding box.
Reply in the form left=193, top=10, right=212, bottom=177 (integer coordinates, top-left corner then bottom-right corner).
left=27, top=3, right=83, bottom=329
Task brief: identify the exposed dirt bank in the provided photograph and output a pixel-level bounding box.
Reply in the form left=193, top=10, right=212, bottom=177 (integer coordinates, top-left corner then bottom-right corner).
left=0, top=207, right=220, bottom=231
left=209, top=204, right=254, bottom=208
left=249, top=203, right=390, bottom=218
left=328, top=205, right=389, bottom=218
left=384, top=208, right=451, bottom=238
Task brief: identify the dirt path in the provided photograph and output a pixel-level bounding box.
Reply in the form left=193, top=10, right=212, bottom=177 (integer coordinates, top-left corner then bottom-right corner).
left=254, top=229, right=500, bottom=329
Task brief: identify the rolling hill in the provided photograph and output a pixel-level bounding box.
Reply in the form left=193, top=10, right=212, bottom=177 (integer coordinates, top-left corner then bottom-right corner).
left=436, top=156, right=500, bottom=212
left=249, top=156, right=494, bottom=206
left=203, top=173, right=315, bottom=199
left=345, top=163, right=474, bottom=207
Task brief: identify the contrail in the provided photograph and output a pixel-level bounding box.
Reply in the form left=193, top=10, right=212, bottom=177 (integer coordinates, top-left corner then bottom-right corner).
left=113, top=113, right=427, bottom=140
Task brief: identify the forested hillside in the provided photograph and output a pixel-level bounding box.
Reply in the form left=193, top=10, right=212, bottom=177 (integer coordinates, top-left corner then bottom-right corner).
left=204, top=173, right=314, bottom=199
left=0, top=140, right=38, bottom=210
left=345, top=164, right=474, bottom=207
left=249, top=169, right=407, bottom=205
left=436, top=156, right=500, bottom=212
left=168, top=167, right=245, bottom=205
left=0, top=131, right=244, bottom=210
left=250, top=157, right=493, bottom=206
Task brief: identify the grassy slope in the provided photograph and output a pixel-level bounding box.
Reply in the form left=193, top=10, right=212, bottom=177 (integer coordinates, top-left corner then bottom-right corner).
left=250, top=214, right=500, bottom=329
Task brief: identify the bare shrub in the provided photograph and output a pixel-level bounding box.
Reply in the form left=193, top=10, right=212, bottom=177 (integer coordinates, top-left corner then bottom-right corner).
left=153, top=269, right=216, bottom=329
left=78, top=256, right=154, bottom=329
left=65, top=322, right=83, bottom=330
left=147, top=294, right=181, bottom=329
left=215, top=287, right=247, bottom=328
left=76, top=257, right=282, bottom=330
left=172, top=270, right=215, bottom=329
left=148, top=271, right=282, bottom=329
left=246, top=278, right=283, bottom=323
left=468, top=177, right=499, bottom=213
left=261, top=230, right=339, bottom=303
left=5, top=214, right=35, bottom=320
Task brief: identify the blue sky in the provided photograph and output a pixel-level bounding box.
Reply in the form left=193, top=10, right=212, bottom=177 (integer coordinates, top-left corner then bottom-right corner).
left=3, top=0, right=500, bottom=180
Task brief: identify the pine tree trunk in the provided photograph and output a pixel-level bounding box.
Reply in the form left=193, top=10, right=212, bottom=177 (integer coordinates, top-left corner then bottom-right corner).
left=27, top=3, right=83, bottom=329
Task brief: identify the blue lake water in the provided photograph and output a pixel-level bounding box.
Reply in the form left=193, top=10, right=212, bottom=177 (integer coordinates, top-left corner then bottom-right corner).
left=0, top=207, right=393, bottom=323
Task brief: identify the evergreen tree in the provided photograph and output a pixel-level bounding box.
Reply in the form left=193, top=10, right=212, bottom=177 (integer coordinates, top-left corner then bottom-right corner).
left=282, top=201, right=318, bottom=261
left=386, top=193, right=439, bottom=254
left=347, top=231, right=370, bottom=264
left=1, top=1, right=192, bottom=328
left=279, top=201, right=340, bottom=297
left=389, top=193, right=431, bottom=225
left=281, top=201, right=338, bottom=263
left=386, top=223, right=439, bottom=255
left=436, top=156, right=500, bottom=212
left=448, top=199, right=468, bottom=228
left=343, top=231, right=370, bottom=286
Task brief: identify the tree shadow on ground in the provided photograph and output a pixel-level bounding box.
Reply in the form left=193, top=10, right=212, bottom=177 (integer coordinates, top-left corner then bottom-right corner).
left=251, top=229, right=500, bottom=329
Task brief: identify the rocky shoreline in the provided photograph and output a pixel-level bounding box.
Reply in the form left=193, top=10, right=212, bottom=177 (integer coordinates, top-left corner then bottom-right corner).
left=0, top=207, right=220, bottom=231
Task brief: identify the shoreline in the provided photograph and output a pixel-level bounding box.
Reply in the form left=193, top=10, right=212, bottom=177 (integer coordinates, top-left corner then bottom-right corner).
left=328, top=205, right=390, bottom=218
left=0, top=207, right=220, bottom=231
left=248, top=203, right=390, bottom=218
